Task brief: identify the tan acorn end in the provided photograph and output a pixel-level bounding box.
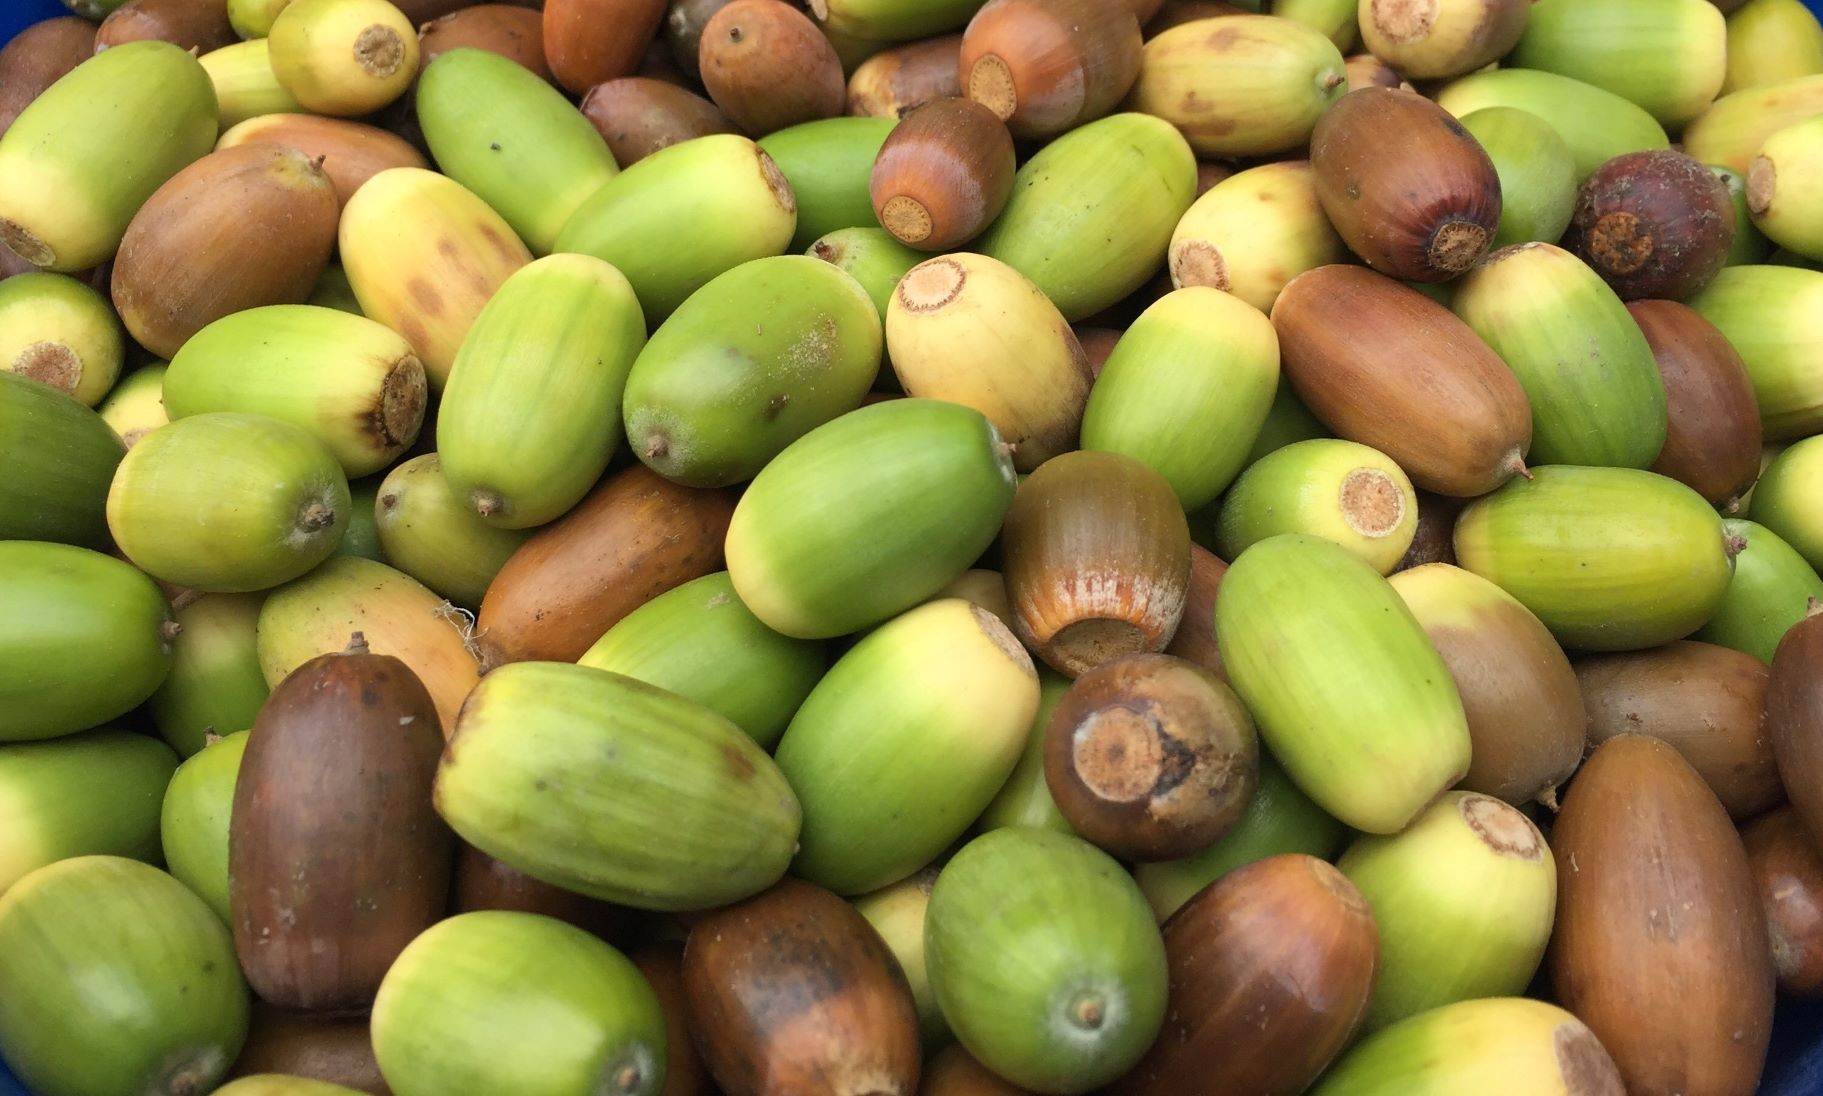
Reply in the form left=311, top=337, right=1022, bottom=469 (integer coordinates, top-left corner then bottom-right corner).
left=879, top=195, right=934, bottom=244
left=810, top=237, right=846, bottom=264
left=343, top=631, right=371, bottom=655
left=1460, top=793, right=1544, bottom=861
left=203, top=728, right=223, bottom=747
left=968, top=54, right=1018, bottom=121
left=470, top=489, right=507, bottom=520
left=1747, top=156, right=1775, bottom=217
left=13, top=341, right=80, bottom=394
left=1807, top=597, right=1822, bottom=618
left=895, top=257, right=967, bottom=313
left=373, top=357, right=427, bottom=449
left=1537, top=783, right=1561, bottom=812
left=1050, top=617, right=1151, bottom=673
left=0, top=218, right=54, bottom=268
left=298, top=500, right=336, bottom=531
left=1427, top=219, right=1491, bottom=276
left=354, top=24, right=406, bottom=77
left=1073, top=706, right=1167, bottom=802
left=757, top=150, right=797, bottom=216
left=1339, top=467, right=1406, bottom=538
left=1168, top=239, right=1230, bottom=291
left=1370, top=0, right=1438, bottom=43
left=643, top=431, right=669, bottom=461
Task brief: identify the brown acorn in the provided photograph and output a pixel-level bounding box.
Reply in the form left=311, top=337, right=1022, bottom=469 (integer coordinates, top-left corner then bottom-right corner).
left=476, top=463, right=735, bottom=666
left=870, top=97, right=1015, bottom=251
left=631, top=941, right=720, bottom=1096
left=394, top=0, right=536, bottom=25
left=1161, top=542, right=1226, bottom=681
left=215, top=113, right=432, bottom=208
left=452, top=844, right=630, bottom=942
left=1001, top=450, right=1192, bottom=678
left=95, top=0, right=236, bottom=52
left=1074, top=325, right=1123, bottom=377
left=682, top=878, right=922, bottom=1096
left=1577, top=640, right=1779, bottom=820
left=1549, top=734, right=1775, bottom=1096
left=663, top=0, right=732, bottom=79
left=920, top=1045, right=1030, bottom=1096
left=544, top=0, right=670, bottom=95
left=1743, top=806, right=1823, bottom=998
left=0, top=17, right=93, bottom=138
left=959, top=0, right=1143, bottom=140
left=111, top=143, right=339, bottom=359
left=1143, top=0, right=1250, bottom=35
left=1562, top=149, right=1737, bottom=301
left=1271, top=264, right=1532, bottom=497
left=1629, top=299, right=1764, bottom=509
left=1192, top=160, right=1232, bottom=196
left=1770, top=601, right=1823, bottom=844
left=1393, top=491, right=1465, bottom=572
left=1113, top=854, right=1378, bottom=1096
left=418, top=4, right=551, bottom=80
left=846, top=34, right=964, bottom=119
left=1043, top=653, right=1259, bottom=861
left=229, top=1002, right=392, bottom=1095
left=229, top=635, right=454, bottom=1013
left=699, top=0, right=846, bottom=135
left=581, top=77, right=737, bottom=165
left=1344, top=52, right=1404, bottom=91
left=1311, top=87, right=1501, bottom=282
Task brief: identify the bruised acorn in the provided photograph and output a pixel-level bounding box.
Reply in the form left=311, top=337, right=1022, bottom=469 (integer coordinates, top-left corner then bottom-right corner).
left=683, top=878, right=922, bottom=1096
left=581, top=78, right=737, bottom=166
left=1310, top=87, right=1502, bottom=283
left=96, top=0, right=236, bottom=53
left=216, top=115, right=430, bottom=210
left=1628, top=299, right=1764, bottom=508
left=452, top=844, right=628, bottom=941
left=1002, top=450, right=1191, bottom=679
left=418, top=5, right=549, bottom=80
left=544, top=0, right=669, bottom=95
left=0, top=17, right=93, bottom=139
left=1561, top=149, right=1737, bottom=301
left=1549, top=734, right=1775, bottom=1096
left=699, top=0, right=846, bottom=135
left=846, top=34, right=964, bottom=119
left=870, top=98, right=1015, bottom=251
left=1769, top=602, right=1823, bottom=843
left=1043, top=654, right=1258, bottom=862
left=230, top=635, right=453, bottom=1012
left=1271, top=265, right=1531, bottom=497
left=959, top=0, right=1142, bottom=140
left=228, top=1003, right=390, bottom=1095
left=1113, top=855, right=1377, bottom=1096
left=1743, top=806, right=1823, bottom=997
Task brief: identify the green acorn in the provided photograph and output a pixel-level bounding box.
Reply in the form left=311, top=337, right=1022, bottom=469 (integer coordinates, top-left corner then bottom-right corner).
left=0, top=370, right=124, bottom=548
left=332, top=478, right=384, bottom=562
left=1683, top=74, right=1823, bottom=174
left=1695, top=519, right=1823, bottom=662
left=96, top=364, right=168, bottom=450
left=159, top=730, right=248, bottom=923
left=1714, top=165, right=1777, bottom=267
left=1165, top=161, right=1348, bottom=314
left=1749, top=435, right=1823, bottom=571
left=808, top=226, right=927, bottom=321
left=372, top=454, right=531, bottom=609
left=1458, top=108, right=1578, bottom=248
left=1686, top=264, right=1823, bottom=440
left=198, top=41, right=304, bottom=129
left=1215, top=438, right=1419, bottom=575
left=810, top=0, right=986, bottom=39
left=1722, top=0, right=1823, bottom=94
left=853, top=868, right=949, bottom=1048
left=1509, top=0, right=1727, bottom=128
left=1747, top=115, right=1823, bottom=262
left=0, top=730, right=177, bottom=895
left=148, top=594, right=269, bottom=758
left=758, top=116, right=897, bottom=252
left=1435, top=68, right=1670, bottom=180
left=977, top=669, right=1074, bottom=835
left=0, top=273, right=122, bottom=408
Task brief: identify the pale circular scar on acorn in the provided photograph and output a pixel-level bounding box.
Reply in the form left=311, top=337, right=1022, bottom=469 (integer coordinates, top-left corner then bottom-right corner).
left=1339, top=467, right=1406, bottom=538
left=354, top=25, right=406, bottom=77
left=1169, top=239, right=1231, bottom=292
left=1460, top=793, right=1545, bottom=861
left=896, top=257, right=968, bottom=312
left=1072, top=706, right=1166, bottom=802
left=969, top=55, right=1018, bottom=121
left=13, top=341, right=80, bottom=393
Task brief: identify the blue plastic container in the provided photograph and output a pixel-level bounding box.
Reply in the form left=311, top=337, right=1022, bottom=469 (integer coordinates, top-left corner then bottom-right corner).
left=1, top=0, right=71, bottom=46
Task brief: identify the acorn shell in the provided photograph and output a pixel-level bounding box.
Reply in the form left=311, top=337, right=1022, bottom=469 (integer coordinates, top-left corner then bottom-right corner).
left=1770, top=603, right=1823, bottom=843
left=226, top=1004, right=388, bottom=1094
left=0, top=272, right=123, bottom=408
left=199, top=40, right=304, bottom=130
left=148, top=593, right=270, bottom=759
left=418, top=5, right=549, bottom=80
left=215, top=114, right=429, bottom=209
left=0, top=730, right=178, bottom=895
left=758, top=116, right=896, bottom=252
left=1356, top=0, right=1528, bottom=79
left=959, top=0, right=1142, bottom=140
left=1750, top=436, right=1823, bottom=571
left=1696, top=518, right=1823, bottom=663
left=1458, top=106, right=1577, bottom=249
left=851, top=868, right=949, bottom=1049
left=700, top=0, right=846, bottom=134
left=1748, top=114, right=1823, bottom=263
left=544, top=0, right=668, bottom=95
left=1686, top=265, right=1823, bottom=441
left=0, top=17, right=93, bottom=139
left=870, top=98, right=1015, bottom=251
left=373, top=453, right=531, bottom=609
left=1433, top=68, right=1670, bottom=181
left=1510, top=0, right=1726, bottom=128
left=1166, top=160, right=1347, bottom=313
left=1743, top=806, right=1823, bottom=997
left=1561, top=149, right=1737, bottom=301
left=807, top=226, right=926, bottom=320
left=1629, top=299, right=1763, bottom=507
left=96, top=0, right=236, bottom=53
left=629, top=942, right=716, bottom=1096
left=1216, top=438, right=1419, bottom=575
left=451, top=845, right=629, bottom=941
left=846, top=34, right=964, bottom=118
left=268, top=0, right=420, bottom=117
left=580, top=78, right=737, bottom=167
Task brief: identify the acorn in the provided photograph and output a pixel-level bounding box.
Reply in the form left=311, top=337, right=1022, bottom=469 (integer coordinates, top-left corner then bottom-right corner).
left=1748, top=115, right=1823, bottom=262
left=808, top=226, right=927, bottom=320
left=581, top=77, right=738, bottom=166
left=1217, top=438, right=1419, bottom=575
left=268, top=0, right=419, bottom=117
left=1723, top=0, right=1823, bottom=94
left=1629, top=299, right=1763, bottom=508
left=1271, top=265, right=1532, bottom=497
left=1342, top=52, right=1402, bottom=91
left=1457, top=107, right=1576, bottom=249
left=1001, top=450, right=1191, bottom=679
left=147, top=595, right=268, bottom=760
left=199, top=41, right=305, bottom=130
left=452, top=845, right=629, bottom=941
left=1771, top=602, right=1823, bottom=843
left=628, top=942, right=717, bottom=1096
left=1687, top=265, right=1823, bottom=441
left=0, top=368, right=124, bottom=551
left=869, top=98, right=1014, bottom=252
left=808, top=0, right=986, bottom=42
left=374, top=454, right=532, bottom=609
left=1751, top=437, right=1823, bottom=571
left=851, top=868, right=949, bottom=1048
left=958, top=0, right=1142, bottom=140
left=544, top=0, right=668, bottom=95
left=96, top=0, right=236, bottom=53
left=757, top=116, right=896, bottom=252
left=699, top=0, right=846, bottom=134
left=1274, top=0, right=1356, bottom=49
left=1743, top=806, right=1823, bottom=997
left=1394, top=492, right=1465, bottom=572
left=418, top=4, right=550, bottom=80
left=1310, top=87, right=1500, bottom=282
left=1042, top=653, right=1258, bottom=863
left=1510, top=0, right=1726, bottom=128
left=0, top=17, right=93, bottom=139
left=215, top=114, right=430, bottom=209
left=226, top=1004, right=387, bottom=1093
left=1560, top=150, right=1736, bottom=301
left=1433, top=68, right=1669, bottom=181
left=663, top=0, right=730, bottom=78
left=1698, top=519, right=1823, bottom=664
left=1715, top=165, right=1777, bottom=267
left=97, top=364, right=168, bottom=451
left=846, top=34, right=964, bottom=118
left=1, top=730, right=177, bottom=896
left=1166, top=160, right=1347, bottom=313
left=1356, top=0, right=1527, bottom=79
left=976, top=670, right=1072, bottom=837
left=0, top=273, right=123, bottom=408
left=1549, top=734, right=1775, bottom=1096
left=683, top=879, right=921, bottom=1096
left=1113, top=855, right=1376, bottom=1096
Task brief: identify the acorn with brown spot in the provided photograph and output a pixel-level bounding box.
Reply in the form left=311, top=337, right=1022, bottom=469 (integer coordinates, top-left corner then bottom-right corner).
left=1562, top=149, right=1738, bottom=301
left=958, top=0, right=1142, bottom=140
left=869, top=98, right=1015, bottom=251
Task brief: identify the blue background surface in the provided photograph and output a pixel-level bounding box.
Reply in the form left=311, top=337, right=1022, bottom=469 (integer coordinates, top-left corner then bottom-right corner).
left=0, top=0, right=1822, bottom=1091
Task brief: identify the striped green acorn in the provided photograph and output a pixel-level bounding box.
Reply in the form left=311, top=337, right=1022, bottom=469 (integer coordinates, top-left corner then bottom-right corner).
left=577, top=571, right=827, bottom=750
left=1310, top=998, right=1625, bottom=1096
left=198, top=41, right=304, bottom=129
left=1214, top=533, right=1471, bottom=834
left=925, top=827, right=1168, bottom=1094
left=0, top=272, right=122, bottom=407
left=1339, top=792, right=1557, bottom=1032
left=373, top=454, right=531, bottom=608
left=1458, top=108, right=1577, bottom=249
left=1453, top=465, right=1737, bottom=651
left=417, top=48, right=620, bottom=256
left=267, top=0, right=417, bottom=117
left=0, top=730, right=177, bottom=894
left=215, top=1079, right=364, bottom=1096
left=976, top=112, right=1197, bottom=322
left=853, top=868, right=949, bottom=1048
left=0, top=857, right=249, bottom=1096
left=811, top=0, right=985, bottom=40
left=1723, top=0, right=1823, bottom=93
left=148, top=594, right=269, bottom=758
left=98, top=364, right=168, bottom=449
left=624, top=255, right=881, bottom=488
left=1132, top=752, right=1346, bottom=923
left=1435, top=69, right=1670, bottom=181
left=1683, top=74, right=1823, bottom=174
left=1165, top=161, right=1349, bottom=313
left=372, top=911, right=666, bottom=1096
left=0, top=369, right=124, bottom=547
left=228, top=0, right=292, bottom=38
left=977, top=669, right=1074, bottom=835
left=759, top=116, right=897, bottom=252
left=434, top=661, right=801, bottom=911
left=1510, top=0, right=1727, bottom=128
left=108, top=414, right=351, bottom=593
left=164, top=305, right=426, bottom=478
left=159, top=730, right=248, bottom=923
left=724, top=398, right=1017, bottom=639
left=1695, top=519, right=1823, bottom=662
left=0, top=542, right=174, bottom=742
left=1715, top=165, right=1777, bottom=266
left=1276, top=0, right=1358, bottom=49
left=775, top=598, right=1040, bottom=895
left=1241, top=380, right=1332, bottom=469
left=332, top=478, right=383, bottom=562
left=1080, top=287, right=1279, bottom=511
left=1747, top=115, right=1823, bottom=261
left=0, top=41, right=217, bottom=273
left=1453, top=243, right=1668, bottom=469
left=1686, top=264, right=1823, bottom=439
left=1750, top=436, right=1823, bottom=571
left=555, top=134, right=798, bottom=320
left=1215, top=439, right=1419, bottom=576
left=808, top=226, right=926, bottom=321
left=437, top=254, right=645, bottom=529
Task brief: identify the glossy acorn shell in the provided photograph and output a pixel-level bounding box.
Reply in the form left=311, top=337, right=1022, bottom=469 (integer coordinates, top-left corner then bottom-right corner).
left=0, top=353, right=123, bottom=549
left=96, top=0, right=235, bottom=52
left=1511, top=0, right=1726, bottom=128
left=683, top=879, right=921, bottom=1096
left=699, top=0, right=846, bottom=135
left=544, top=0, right=669, bottom=95
left=267, top=0, right=420, bottom=117
left=1434, top=68, right=1670, bottom=182
left=847, top=34, right=964, bottom=118
left=1549, top=734, right=1775, bottom=1096
left=1271, top=264, right=1531, bottom=497
left=226, top=1004, right=388, bottom=1095
left=870, top=98, right=1014, bottom=251
left=1356, top=0, right=1528, bottom=79
left=1686, top=265, right=1823, bottom=441
left=0, top=17, right=93, bottom=139
left=581, top=78, right=737, bottom=167
left=1696, top=519, right=1823, bottom=662
left=810, top=227, right=927, bottom=320
left=1160, top=544, right=1225, bottom=680
left=97, top=364, right=168, bottom=450
left=418, top=5, right=550, bottom=80
left=959, top=0, right=1142, bottom=140
left=1561, top=150, right=1736, bottom=302
left=1216, top=438, right=1419, bottom=575
left=0, top=729, right=177, bottom=896
left=1458, top=107, right=1577, bottom=249
left=373, top=454, right=531, bottom=610
left=148, top=594, right=269, bottom=758
left=215, top=114, right=429, bottom=210
left=1113, top=854, right=1375, bottom=1096
left=1627, top=299, right=1764, bottom=507
left=1770, top=604, right=1823, bottom=843
left=1743, top=806, right=1823, bottom=996
left=0, top=273, right=122, bottom=408
left=1751, top=436, right=1823, bottom=571
left=1165, top=160, right=1347, bottom=314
